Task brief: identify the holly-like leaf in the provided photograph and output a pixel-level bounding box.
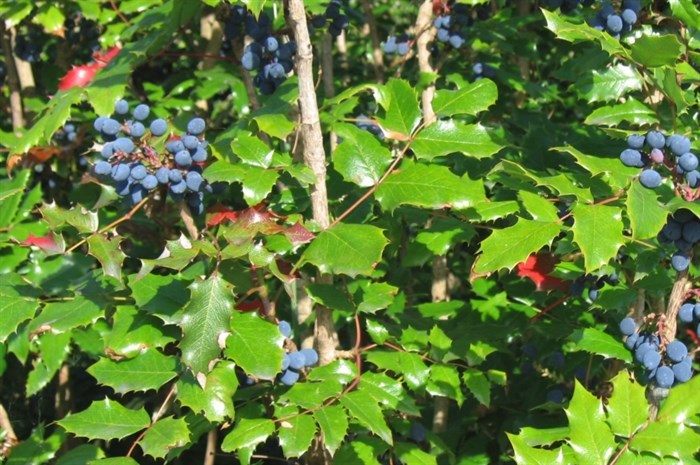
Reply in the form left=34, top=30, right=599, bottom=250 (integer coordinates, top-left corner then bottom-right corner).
left=626, top=181, right=668, bottom=240
left=221, top=418, right=275, bottom=452
left=176, top=361, right=238, bottom=422
left=572, top=204, right=625, bottom=272
left=87, top=235, right=126, bottom=282
left=139, top=416, right=191, bottom=460
left=507, top=433, right=565, bottom=465
left=656, top=374, right=700, bottom=425
left=629, top=421, right=700, bottom=459
left=462, top=370, right=490, bottom=407
left=584, top=99, right=658, bottom=126
left=88, top=458, right=140, bottom=465
left=277, top=412, right=317, bottom=458
left=375, top=160, right=485, bottom=211
left=669, top=0, right=700, bottom=28
left=313, top=404, right=348, bottom=456
left=40, top=203, right=99, bottom=234
left=27, top=331, right=72, bottom=396
left=541, top=9, right=629, bottom=58
left=412, top=121, right=502, bottom=161
left=58, top=399, right=150, bottom=441
left=565, top=380, right=616, bottom=465
left=180, top=275, right=234, bottom=375
left=333, top=124, right=393, bottom=187
left=432, top=78, right=498, bottom=117
left=279, top=378, right=344, bottom=409
left=473, top=218, right=561, bottom=274
left=55, top=444, right=105, bottom=465
left=339, top=390, right=393, bottom=445
left=426, top=364, right=465, bottom=405
left=87, top=349, right=178, bottom=394
left=576, top=64, right=644, bottom=103
left=104, top=306, right=177, bottom=358
left=0, top=285, right=39, bottom=342
left=630, top=35, right=683, bottom=68
left=129, top=273, right=190, bottom=325
left=225, top=312, right=285, bottom=380
left=518, top=191, right=560, bottom=222
left=605, top=372, right=649, bottom=438
left=301, top=223, right=388, bottom=277
left=374, top=79, right=422, bottom=138
left=360, top=372, right=420, bottom=416
left=28, top=295, right=102, bottom=333
left=366, top=351, right=430, bottom=391
left=569, top=328, right=632, bottom=363
left=231, top=134, right=274, bottom=168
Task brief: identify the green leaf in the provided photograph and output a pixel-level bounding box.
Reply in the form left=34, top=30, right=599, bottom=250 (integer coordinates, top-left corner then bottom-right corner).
left=626, top=181, right=668, bottom=240
left=28, top=295, right=102, bottom=333
left=314, top=404, right=348, bottom=456
left=462, top=370, right=490, bottom=407
left=225, top=312, right=285, bottom=380
left=176, top=361, right=238, bottom=422
left=130, top=273, right=190, bottom=325
left=576, top=64, right=644, bottom=103
left=375, top=79, right=422, bottom=137
left=40, top=203, right=99, bottom=234
left=432, top=79, right=498, bottom=117
left=411, top=121, right=502, bottom=161
left=657, top=374, right=700, bottom=425
left=58, top=399, right=150, bottom=441
left=277, top=413, right=317, bottom=458
left=339, top=390, right=393, bottom=445
left=517, top=427, right=570, bottom=447
left=87, top=349, right=178, bottom=394
left=87, top=235, right=126, bottom=282
left=231, top=134, right=274, bottom=168
left=203, top=161, right=278, bottom=206
left=0, top=286, right=39, bottom=342
left=27, top=331, right=72, bottom=396
left=584, top=100, right=658, bottom=126
left=518, top=191, right=559, bottom=222
left=305, top=284, right=355, bottom=312
left=631, top=35, right=684, bottom=68
left=221, top=418, right=275, bottom=452
left=473, top=218, right=561, bottom=274
left=629, top=421, right=700, bottom=458
left=569, top=328, right=632, bottom=363
left=605, top=372, right=649, bottom=438
left=669, top=0, right=700, bottom=28
left=180, top=275, right=234, bottom=375
left=139, top=416, right=191, bottom=460
left=0, top=170, right=31, bottom=228
left=104, top=306, right=177, bottom=358
left=55, top=444, right=105, bottom=465
left=565, top=380, right=616, bottom=465
left=507, top=433, right=565, bottom=465
left=301, top=223, right=388, bottom=277
left=553, top=144, right=638, bottom=190
left=571, top=204, right=625, bottom=272
left=426, top=364, right=465, bottom=405
left=541, top=8, right=629, bottom=58
left=34, top=4, right=65, bottom=33
left=279, top=378, right=344, bottom=409
left=333, top=124, right=393, bottom=187
left=89, top=458, right=140, bottom=465
left=359, top=372, right=421, bottom=416
left=334, top=435, right=386, bottom=465
left=375, top=160, right=485, bottom=211
left=366, top=351, right=430, bottom=391
left=394, top=442, right=438, bottom=465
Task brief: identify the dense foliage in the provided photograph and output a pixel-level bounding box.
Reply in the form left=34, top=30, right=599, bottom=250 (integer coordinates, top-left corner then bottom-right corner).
left=0, top=0, right=699, bottom=464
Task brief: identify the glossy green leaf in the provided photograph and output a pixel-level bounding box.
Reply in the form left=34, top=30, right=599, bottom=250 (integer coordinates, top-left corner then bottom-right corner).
left=58, top=399, right=150, bottom=441
left=473, top=218, right=561, bottom=274
left=27, top=331, right=72, bottom=396
left=278, top=412, right=317, bottom=458
left=629, top=421, right=700, bottom=458
left=508, top=433, right=565, bottom=465
left=366, top=351, right=430, bottom=391
left=87, top=235, right=126, bottom=282
left=541, top=8, right=629, bottom=57
left=572, top=204, right=625, bottom=272
left=0, top=170, right=31, bottom=228
left=0, top=286, right=39, bottom=342
left=565, top=380, right=616, bottom=465
left=333, top=124, right=393, bottom=187
left=411, top=121, right=502, bottom=160
left=176, top=361, right=238, bottom=422
left=280, top=378, right=344, bottom=409
left=40, top=203, right=99, bottom=234
left=395, top=442, right=438, bottom=465
left=432, top=78, right=498, bottom=117
left=576, top=64, right=644, bottom=103
left=104, top=306, right=177, bottom=358
left=360, top=372, right=421, bottom=416
left=518, top=191, right=559, bottom=222
left=221, top=418, right=275, bottom=452
left=305, top=283, right=355, bottom=312
left=669, top=0, right=700, bottom=28
left=339, top=390, right=393, bottom=445
left=375, top=79, right=422, bottom=137
left=626, top=181, right=668, bottom=240
left=334, top=435, right=385, bottom=465
left=180, top=275, right=234, bottom=375
left=301, top=223, right=388, bottom=277
left=225, top=312, right=285, bottom=380
left=657, top=374, right=700, bottom=425
left=375, top=160, right=485, bottom=211
left=462, top=370, right=490, bottom=407
left=87, top=349, right=178, bottom=394
left=55, top=444, right=105, bottom=465
left=231, top=134, right=274, bottom=168
left=606, top=372, right=649, bottom=438
left=138, top=235, right=202, bottom=276
left=140, top=416, right=191, bottom=460
left=569, top=328, right=632, bottom=363
left=88, top=458, right=139, bottom=465
left=584, top=99, right=658, bottom=126
left=313, top=404, right=348, bottom=456
left=631, top=35, right=684, bottom=68
left=129, top=273, right=190, bottom=325
left=516, top=427, right=570, bottom=447
left=28, top=295, right=102, bottom=333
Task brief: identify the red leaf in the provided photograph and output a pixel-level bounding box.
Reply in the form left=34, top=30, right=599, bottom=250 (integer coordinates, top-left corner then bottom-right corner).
left=206, top=204, right=239, bottom=227
left=21, top=233, right=64, bottom=254
left=58, top=64, right=99, bottom=90
left=283, top=222, right=315, bottom=245
left=93, top=46, right=120, bottom=67
left=516, top=253, right=570, bottom=292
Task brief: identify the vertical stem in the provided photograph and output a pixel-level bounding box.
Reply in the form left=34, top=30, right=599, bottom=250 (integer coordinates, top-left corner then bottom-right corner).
left=287, top=0, right=336, bottom=369
left=360, top=0, right=385, bottom=83
left=1, top=24, right=26, bottom=130
left=203, top=428, right=217, bottom=465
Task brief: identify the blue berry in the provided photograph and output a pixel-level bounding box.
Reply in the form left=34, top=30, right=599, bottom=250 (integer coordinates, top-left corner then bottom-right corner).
left=175, top=150, right=192, bottom=168
left=130, top=164, right=148, bottom=181
left=150, top=119, right=168, bottom=137
left=141, top=174, right=158, bottom=190
left=113, top=137, right=134, bottom=153
left=671, top=252, right=690, bottom=272
left=111, top=163, right=130, bottom=182
left=639, top=169, right=662, bottom=188
left=646, top=131, right=666, bottom=149
left=129, top=122, right=146, bottom=138
left=114, top=99, right=129, bottom=115
left=666, top=340, right=688, bottom=363
left=288, top=352, right=305, bottom=370
left=299, top=348, right=319, bottom=366
left=679, top=303, right=695, bottom=323
left=278, top=320, right=292, bottom=338
left=132, top=104, right=150, bottom=121
left=155, top=167, right=170, bottom=184
left=672, top=361, right=692, bottom=383
left=187, top=117, right=206, bottom=136
left=627, top=134, right=645, bottom=149
left=279, top=368, right=300, bottom=386
left=655, top=365, right=675, bottom=388
left=94, top=161, right=112, bottom=176
left=619, top=317, right=636, bottom=336
left=101, top=118, right=121, bottom=136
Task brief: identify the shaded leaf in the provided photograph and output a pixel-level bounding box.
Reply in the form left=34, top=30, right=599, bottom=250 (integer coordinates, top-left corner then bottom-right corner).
left=221, top=418, right=275, bottom=452
left=314, top=404, right=348, bottom=456
left=462, top=370, right=490, bottom=407
left=333, top=124, right=393, bottom=187
left=87, top=235, right=126, bottom=282
left=58, top=399, right=150, bottom=441
left=225, top=312, right=285, bottom=380
left=140, top=416, right=191, bottom=460
left=432, top=79, right=498, bottom=117
left=176, top=361, right=238, bottom=422
left=631, top=35, right=683, bottom=68
left=576, top=64, right=644, bottom=103
left=584, top=99, right=658, bottom=126
left=569, top=328, right=632, bottom=363
left=278, top=413, right=316, bottom=458
left=626, top=181, right=668, bottom=240
left=375, top=79, right=421, bottom=137
left=339, top=391, right=393, bottom=445
left=28, top=295, right=102, bottom=333
left=87, top=349, right=178, bottom=394
left=412, top=121, right=502, bottom=161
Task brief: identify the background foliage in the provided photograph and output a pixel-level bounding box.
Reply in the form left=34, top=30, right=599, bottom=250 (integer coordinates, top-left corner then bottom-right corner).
left=0, top=0, right=699, bottom=464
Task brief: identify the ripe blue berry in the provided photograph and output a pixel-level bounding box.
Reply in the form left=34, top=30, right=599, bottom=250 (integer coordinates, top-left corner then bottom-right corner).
left=639, top=169, right=661, bottom=189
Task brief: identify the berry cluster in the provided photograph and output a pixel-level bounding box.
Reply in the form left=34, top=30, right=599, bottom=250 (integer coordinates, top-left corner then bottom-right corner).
left=433, top=4, right=473, bottom=49
left=678, top=300, right=700, bottom=332
left=619, top=130, right=697, bottom=190
left=91, top=99, right=210, bottom=213
left=383, top=34, right=411, bottom=56
left=277, top=321, right=319, bottom=385
left=657, top=209, right=700, bottom=272
left=544, top=0, right=595, bottom=14
left=14, top=31, right=43, bottom=63
left=310, top=1, right=349, bottom=38
left=240, top=25, right=296, bottom=94
left=64, top=13, right=100, bottom=54
left=590, top=0, right=640, bottom=38
left=473, top=62, right=496, bottom=81
left=619, top=317, right=694, bottom=388
left=54, top=123, right=78, bottom=144
left=570, top=273, right=618, bottom=301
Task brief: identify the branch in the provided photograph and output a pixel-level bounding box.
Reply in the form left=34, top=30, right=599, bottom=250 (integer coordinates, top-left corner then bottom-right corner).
left=0, top=24, right=25, bottom=130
